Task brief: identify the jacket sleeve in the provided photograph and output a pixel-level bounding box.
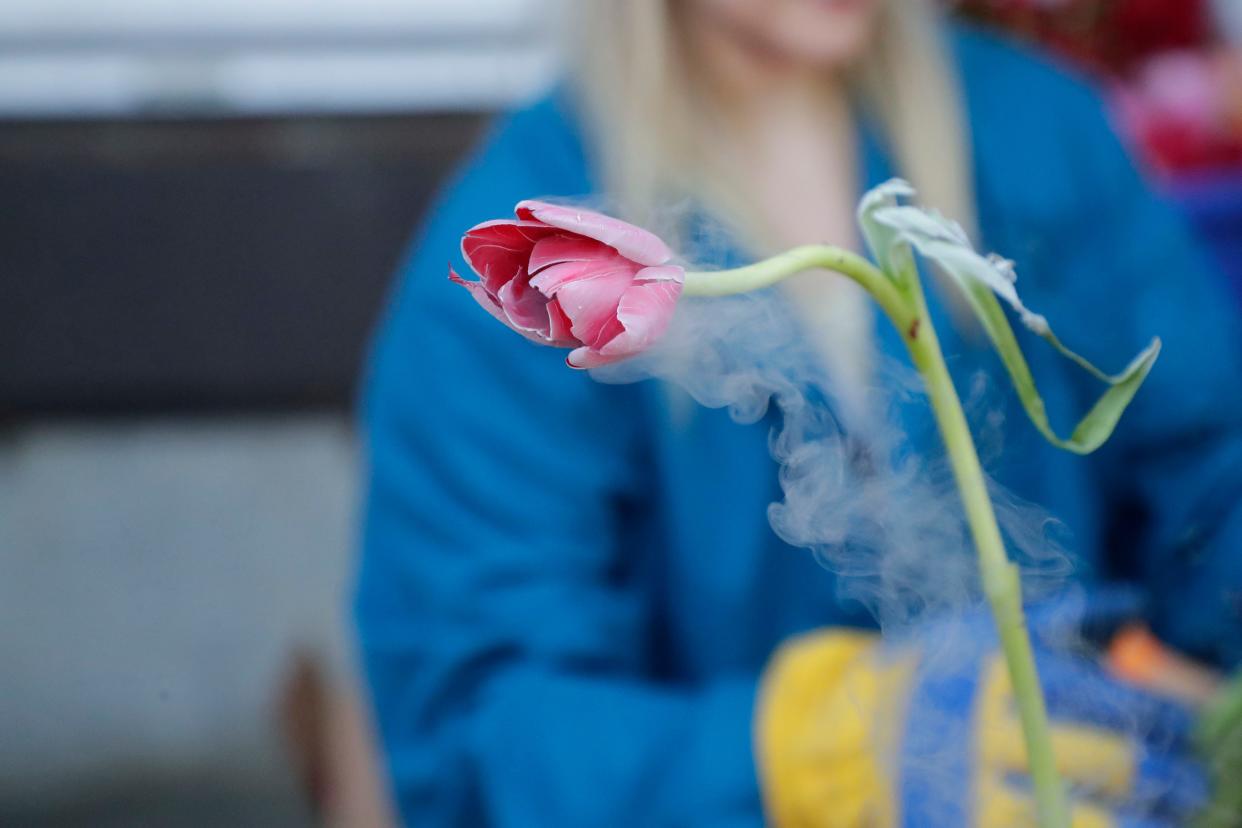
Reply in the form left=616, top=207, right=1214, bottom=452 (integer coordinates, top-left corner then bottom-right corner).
left=353, top=110, right=763, bottom=827
left=1050, top=82, right=1242, bottom=668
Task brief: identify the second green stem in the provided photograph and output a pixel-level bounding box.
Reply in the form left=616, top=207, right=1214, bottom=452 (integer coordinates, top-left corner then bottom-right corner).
left=905, top=294, right=1070, bottom=828
left=685, top=247, right=1069, bottom=827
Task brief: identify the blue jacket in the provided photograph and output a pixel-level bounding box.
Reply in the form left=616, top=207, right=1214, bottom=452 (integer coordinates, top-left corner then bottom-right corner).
left=355, top=25, right=1242, bottom=827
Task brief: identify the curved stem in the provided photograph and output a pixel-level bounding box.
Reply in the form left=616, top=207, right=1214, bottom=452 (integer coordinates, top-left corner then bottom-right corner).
left=688, top=247, right=1069, bottom=827
left=684, top=245, right=911, bottom=328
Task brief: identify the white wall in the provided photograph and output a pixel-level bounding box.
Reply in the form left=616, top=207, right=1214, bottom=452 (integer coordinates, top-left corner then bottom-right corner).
left=0, top=0, right=562, bottom=116
left=1, top=0, right=541, bottom=34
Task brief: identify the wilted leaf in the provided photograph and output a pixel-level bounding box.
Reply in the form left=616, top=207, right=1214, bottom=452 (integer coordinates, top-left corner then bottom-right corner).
left=861, top=179, right=1160, bottom=455
left=857, top=178, right=919, bottom=289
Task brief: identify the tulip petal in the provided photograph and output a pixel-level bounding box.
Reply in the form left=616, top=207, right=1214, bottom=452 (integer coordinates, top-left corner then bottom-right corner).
left=496, top=268, right=551, bottom=336
left=590, top=265, right=682, bottom=350
left=449, top=268, right=548, bottom=345
left=516, top=200, right=672, bottom=267
left=463, top=218, right=557, bottom=248
left=586, top=313, right=626, bottom=350
left=632, top=264, right=686, bottom=284
left=545, top=296, right=577, bottom=345
left=566, top=345, right=615, bottom=369
left=554, top=265, right=635, bottom=346
left=565, top=273, right=683, bottom=369
left=529, top=257, right=635, bottom=298
left=461, top=219, right=557, bottom=294
left=598, top=278, right=682, bottom=357
left=528, top=233, right=616, bottom=274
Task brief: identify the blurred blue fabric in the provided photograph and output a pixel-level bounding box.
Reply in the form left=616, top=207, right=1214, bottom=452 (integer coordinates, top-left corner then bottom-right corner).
left=1171, top=173, right=1242, bottom=303
left=355, top=24, right=1242, bottom=827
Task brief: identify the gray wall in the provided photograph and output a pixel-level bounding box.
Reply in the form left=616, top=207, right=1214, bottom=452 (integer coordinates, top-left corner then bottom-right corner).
left=1, top=415, right=357, bottom=820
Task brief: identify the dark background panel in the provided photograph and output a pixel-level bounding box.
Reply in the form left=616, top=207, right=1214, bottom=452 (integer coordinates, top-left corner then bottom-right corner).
left=0, top=113, right=486, bottom=416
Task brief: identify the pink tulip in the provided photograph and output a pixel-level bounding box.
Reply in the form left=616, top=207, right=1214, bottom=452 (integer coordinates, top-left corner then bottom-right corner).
left=450, top=200, right=684, bottom=368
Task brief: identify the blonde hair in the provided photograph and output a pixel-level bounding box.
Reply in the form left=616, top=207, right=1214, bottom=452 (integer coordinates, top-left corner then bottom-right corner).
left=568, top=0, right=976, bottom=248
left=566, top=0, right=976, bottom=403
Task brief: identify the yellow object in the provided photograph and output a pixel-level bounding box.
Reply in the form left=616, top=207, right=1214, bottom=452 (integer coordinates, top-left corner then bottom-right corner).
left=757, top=631, right=1145, bottom=827
left=974, top=656, right=1132, bottom=828
left=756, top=629, right=913, bottom=828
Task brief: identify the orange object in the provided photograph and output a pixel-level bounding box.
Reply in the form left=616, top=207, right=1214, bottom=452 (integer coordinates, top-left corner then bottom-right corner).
left=1108, top=623, right=1170, bottom=684
left=1107, top=623, right=1223, bottom=706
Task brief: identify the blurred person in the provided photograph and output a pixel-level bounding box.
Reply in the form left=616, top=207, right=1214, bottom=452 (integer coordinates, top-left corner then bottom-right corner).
left=355, top=0, right=1242, bottom=825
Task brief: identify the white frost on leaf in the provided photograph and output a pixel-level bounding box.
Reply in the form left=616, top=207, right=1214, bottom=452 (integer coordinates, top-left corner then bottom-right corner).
left=856, top=178, right=918, bottom=281
left=866, top=196, right=1051, bottom=337
left=857, top=177, right=916, bottom=224
left=856, top=178, right=1160, bottom=455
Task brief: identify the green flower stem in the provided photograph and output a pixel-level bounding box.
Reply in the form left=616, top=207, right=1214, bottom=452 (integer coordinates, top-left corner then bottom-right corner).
left=685, top=246, right=1070, bottom=828
left=903, top=283, right=1071, bottom=828
left=684, top=245, right=910, bottom=324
